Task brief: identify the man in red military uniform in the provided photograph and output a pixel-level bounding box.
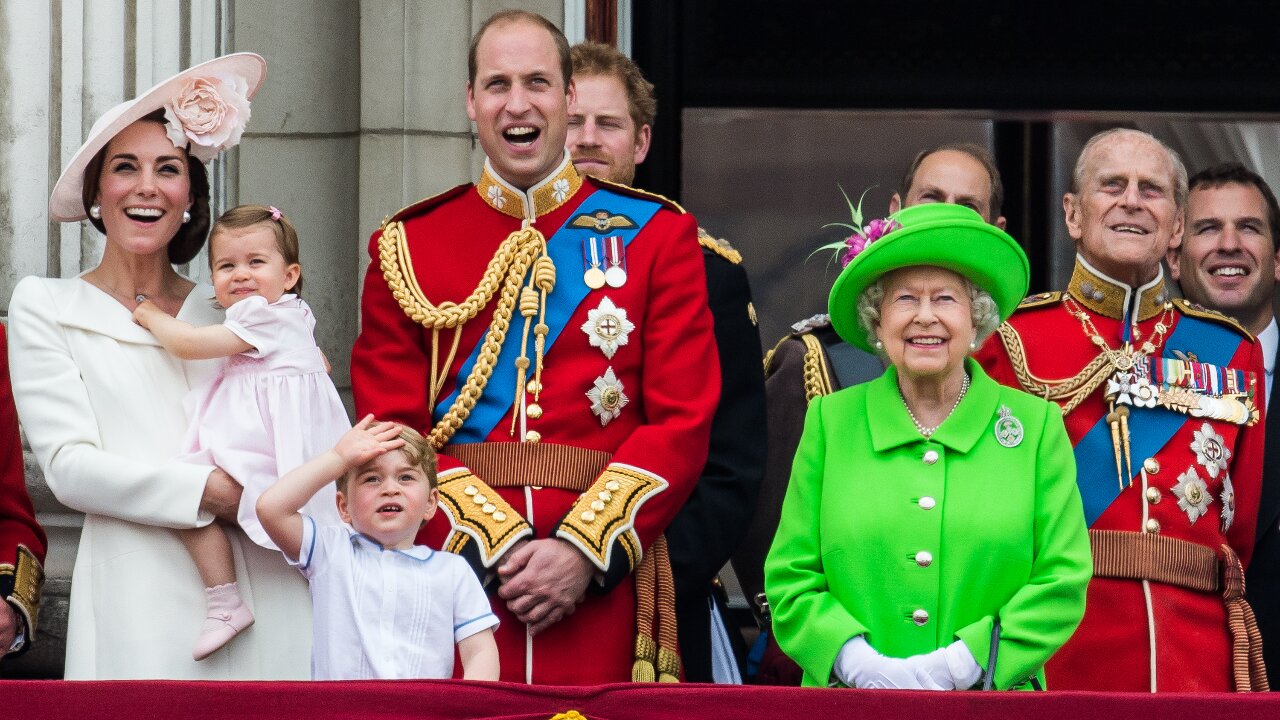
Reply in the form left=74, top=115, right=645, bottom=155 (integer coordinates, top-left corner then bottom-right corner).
left=0, top=326, right=47, bottom=661
left=351, top=10, right=718, bottom=685
left=977, top=128, right=1267, bottom=692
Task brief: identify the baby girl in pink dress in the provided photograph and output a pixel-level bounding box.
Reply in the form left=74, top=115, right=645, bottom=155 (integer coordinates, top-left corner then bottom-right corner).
left=134, top=205, right=348, bottom=660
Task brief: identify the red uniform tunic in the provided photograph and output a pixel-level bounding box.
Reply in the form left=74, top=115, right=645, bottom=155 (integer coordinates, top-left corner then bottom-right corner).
left=976, top=258, right=1265, bottom=692
left=352, top=156, right=719, bottom=684
left=0, top=325, right=48, bottom=655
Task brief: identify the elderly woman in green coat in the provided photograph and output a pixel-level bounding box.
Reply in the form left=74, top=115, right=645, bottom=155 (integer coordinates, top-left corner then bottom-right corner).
left=765, top=203, right=1091, bottom=690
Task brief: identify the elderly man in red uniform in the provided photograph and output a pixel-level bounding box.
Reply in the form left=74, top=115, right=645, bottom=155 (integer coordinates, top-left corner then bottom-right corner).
left=0, top=326, right=47, bottom=661
left=977, top=128, right=1267, bottom=691
left=351, top=10, right=718, bottom=685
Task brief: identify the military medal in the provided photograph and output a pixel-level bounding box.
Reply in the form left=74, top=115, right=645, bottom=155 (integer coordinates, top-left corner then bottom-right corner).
left=993, top=405, right=1024, bottom=448
left=1220, top=475, right=1236, bottom=533
left=1171, top=467, right=1212, bottom=524
left=581, top=297, right=635, bottom=359
left=583, top=237, right=606, bottom=289
left=587, top=367, right=628, bottom=425
left=604, top=235, right=627, bottom=288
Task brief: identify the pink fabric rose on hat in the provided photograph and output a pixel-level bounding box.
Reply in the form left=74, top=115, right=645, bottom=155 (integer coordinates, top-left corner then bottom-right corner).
left=163, top=73, right=252, bottom=163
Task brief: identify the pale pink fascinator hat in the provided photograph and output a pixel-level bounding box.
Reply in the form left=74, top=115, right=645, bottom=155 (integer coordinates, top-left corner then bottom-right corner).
left=48, top=52, right=267, bottom=222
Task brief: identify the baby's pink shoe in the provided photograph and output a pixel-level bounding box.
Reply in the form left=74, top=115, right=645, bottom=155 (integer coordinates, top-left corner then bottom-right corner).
left=193, top=582, right=255, bottom=661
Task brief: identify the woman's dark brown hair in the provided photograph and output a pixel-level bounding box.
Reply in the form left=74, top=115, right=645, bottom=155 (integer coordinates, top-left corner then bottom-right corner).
left=79, top=108, right=212, bottom=265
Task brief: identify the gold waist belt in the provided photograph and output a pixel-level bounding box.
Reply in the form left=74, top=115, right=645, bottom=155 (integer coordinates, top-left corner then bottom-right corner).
left=1089, top=529, right=1218, bottom=592
left=444, top=442, right=611, bottom=492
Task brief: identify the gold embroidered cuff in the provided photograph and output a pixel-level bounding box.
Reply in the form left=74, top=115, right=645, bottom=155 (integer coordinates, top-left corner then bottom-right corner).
left=437, top=469, right=531, bottom=568
left=556, top=464, right=667, bottom=572
left=0, top=545, right=44, bottom=642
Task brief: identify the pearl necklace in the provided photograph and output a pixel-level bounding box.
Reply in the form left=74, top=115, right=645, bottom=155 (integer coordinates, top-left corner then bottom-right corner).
left=902, top=373, right=971, bottom=437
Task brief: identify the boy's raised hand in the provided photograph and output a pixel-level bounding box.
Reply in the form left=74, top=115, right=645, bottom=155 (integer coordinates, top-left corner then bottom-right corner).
left=334, top=414, right=405, bottom=469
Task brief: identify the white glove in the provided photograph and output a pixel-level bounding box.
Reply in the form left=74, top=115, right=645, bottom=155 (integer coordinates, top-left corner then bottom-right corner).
left=907, top=640, right=983, bottom=691
left=834, top=635, right=924, bottom=689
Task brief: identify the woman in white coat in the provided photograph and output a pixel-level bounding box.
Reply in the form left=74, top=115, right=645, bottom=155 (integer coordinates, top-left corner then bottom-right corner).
left=7, top=54, right=311, bottom=679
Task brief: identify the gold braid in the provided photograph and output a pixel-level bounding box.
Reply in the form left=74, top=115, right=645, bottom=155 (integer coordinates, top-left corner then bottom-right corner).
left=379, top=219, right=548, bottom=449
left=996, top=322, right=1115, bottom=416
left=799, top=334, right=834, bottom=402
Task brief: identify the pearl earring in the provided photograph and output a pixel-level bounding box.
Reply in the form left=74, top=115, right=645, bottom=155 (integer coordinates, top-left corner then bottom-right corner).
left=182, top=210, right=192, bottom=224
left=874, top=340, right=884, bottom=350
left=969, top=340, right=978, bottom=351
left=88, top=204, right=101, bottom=219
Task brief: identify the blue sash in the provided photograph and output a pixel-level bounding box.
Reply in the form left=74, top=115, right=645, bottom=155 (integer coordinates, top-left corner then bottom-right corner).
left=1076, top=314, right=1242, bottom=525
left=435, top=188, right=662, bottom=443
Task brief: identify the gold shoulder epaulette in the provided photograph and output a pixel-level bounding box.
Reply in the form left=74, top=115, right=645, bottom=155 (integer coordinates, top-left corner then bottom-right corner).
left=591, top=177, right=687, bottom=214
left=697, top=228, right=742, bottom=264
left=1173, top=298, right=1253, bottom=341
left=1016, top=291, right=1064, bottom=310
left=382, top=183, right=473, bottom=228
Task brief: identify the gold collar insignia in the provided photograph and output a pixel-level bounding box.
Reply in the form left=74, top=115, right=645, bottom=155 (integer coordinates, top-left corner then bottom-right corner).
left=476, top=151, right=583, bottom=220
left=1068, top=255, right=1169, bottom=322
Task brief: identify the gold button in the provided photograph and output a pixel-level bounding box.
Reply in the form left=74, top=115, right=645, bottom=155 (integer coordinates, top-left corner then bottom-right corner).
left=527, top=380, right=543, bottom=394
left=918, top=496, right=936, bottom=510
left=473, top=494, right=487, bottom=505
left=525, top=430, right=541, bottom=443
left=599, top=490, right=612, bottom=502
left=527, top=403, right=543, bottom=419
left=581, top=510, right=596, bottom=523
left=464, top=485, right=478, bottom=496
left=912, top=609, right=929, bottom=626
left=1186, top=484, right=1203, bottom=504
left=915, top=551, right=933, bottom=567
left=590, top=500, right=605, bottom=512
left=923, top=450, right=939, bottom=465
left=1145, top=519, right=1160, bottom=534
left=605, top=480, right=621, bottom=492
left=493, top=511, right=507, bottom=522
left=1143, top=458, right=1160, bottom=475
left=1145, top=487, right=1161, bottom=504
left=482, top=503, right=496, bottom=514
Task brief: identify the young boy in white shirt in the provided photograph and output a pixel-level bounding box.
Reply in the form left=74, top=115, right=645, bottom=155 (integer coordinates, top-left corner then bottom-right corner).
left=258, top=415, right=499, bottom=680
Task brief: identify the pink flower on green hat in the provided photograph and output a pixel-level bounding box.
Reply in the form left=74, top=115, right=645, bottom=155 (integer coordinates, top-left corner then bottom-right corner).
left=163, top=73, right=252, bottom=163
left=840, top=217, right=901, bottom=267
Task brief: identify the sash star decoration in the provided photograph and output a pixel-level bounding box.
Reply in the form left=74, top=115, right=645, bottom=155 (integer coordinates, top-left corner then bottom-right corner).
left=1172, top=467, right=1213, bottom=524
left=587, top=367, right=629, bottom=425
left=1220, top=475, right=1236, bottom=532
left=581, top=297, right=635, bottom=359
left=1190, top=423, right=1230, bottom=477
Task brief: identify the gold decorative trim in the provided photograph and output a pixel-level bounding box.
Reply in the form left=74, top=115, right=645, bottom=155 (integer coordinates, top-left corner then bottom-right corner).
left=800, top=334, right=834, bottom=402
left=437, top=468, right=531, bottom=567
left=445, top=442, right=609, bottom=492
left=1017, top=291, right=1063, bottom=309
left=696, top=227, right=742, bottom=265
left=377, top=218, right=551, bottom=448
left=476, top=154, right=583, bottom=220
left=0, top=545, right=44, bottom=641
left=1068, top=258, right=1168, bottom=321
left=1172, top=298, right=1252, bottom=341
left=556, top=463, right=667, bottom=572
left=996, top=321, right=1114, bottom=415
left=590, top=176, right=687, bottom=214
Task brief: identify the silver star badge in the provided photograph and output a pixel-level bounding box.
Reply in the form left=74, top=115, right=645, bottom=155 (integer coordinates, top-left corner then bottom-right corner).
left=1171, top=467, right=1213, bottom=524
left=1190, top=423, right=1230, bottom=478
left=1221, top=474, right=1236, bottom=533
left=581, top=296, right=635, bottom=359
left=586, top=367, right=629, bottom=426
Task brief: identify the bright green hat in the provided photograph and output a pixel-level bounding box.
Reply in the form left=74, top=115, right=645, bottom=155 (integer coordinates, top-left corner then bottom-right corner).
left=827, top=203, right=1029, bottom=353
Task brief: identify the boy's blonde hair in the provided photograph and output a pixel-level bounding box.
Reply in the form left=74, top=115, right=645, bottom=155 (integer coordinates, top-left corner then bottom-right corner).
left=337, top=424, right=438, bottom=493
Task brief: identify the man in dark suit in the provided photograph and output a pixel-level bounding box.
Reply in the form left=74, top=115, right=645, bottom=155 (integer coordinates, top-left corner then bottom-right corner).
left=567, top=41, right=766, bottom=683
left=1168, top=162, right=1280, bottom=683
